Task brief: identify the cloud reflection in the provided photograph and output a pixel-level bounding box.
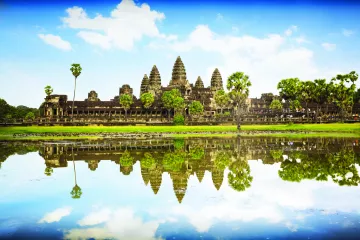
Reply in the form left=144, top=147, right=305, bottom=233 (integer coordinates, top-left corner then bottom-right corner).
left=38, top=207, right=72, bottom=223
left=65, top=208, right=162, bottom=240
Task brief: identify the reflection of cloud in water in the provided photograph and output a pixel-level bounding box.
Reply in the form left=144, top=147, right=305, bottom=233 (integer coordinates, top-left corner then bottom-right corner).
left=167, top=161, right=360, bottom=232
left=78, top=208, right=111, bottom=226
left=65, top=208, right=161, bottom=240
left=38, top=207, right=72, bottom=223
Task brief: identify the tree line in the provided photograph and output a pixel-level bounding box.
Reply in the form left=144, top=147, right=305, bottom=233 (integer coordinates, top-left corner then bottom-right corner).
left=0, top=98, right=40, bottom=123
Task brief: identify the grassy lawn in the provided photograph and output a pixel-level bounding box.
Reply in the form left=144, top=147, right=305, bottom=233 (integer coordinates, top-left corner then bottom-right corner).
left=0, top=123, right=359, bottom=135
left=0, top=123, right=360, bottom=140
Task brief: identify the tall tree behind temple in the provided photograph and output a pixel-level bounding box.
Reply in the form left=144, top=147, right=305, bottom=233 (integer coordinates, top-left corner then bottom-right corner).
left=227, top=72, right=252, bottom=131
left=277, top=78, right=302, bottom=112
left=313, top=79, right=329, bottom=120
left=299, top=80, right=315, bottom=120
left=70, top=63, right=82, bottom=122
left=214, top=89, right=230, bottom=114
left=330, top=71, right=358, bottom=119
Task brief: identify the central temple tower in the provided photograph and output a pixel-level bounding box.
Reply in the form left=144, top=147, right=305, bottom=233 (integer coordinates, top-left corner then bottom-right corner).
left=169, top=56, right=189, bottom=87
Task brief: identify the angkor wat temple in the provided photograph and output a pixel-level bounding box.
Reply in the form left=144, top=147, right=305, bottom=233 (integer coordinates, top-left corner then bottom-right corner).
left=40, top=56, right=360, bottom=124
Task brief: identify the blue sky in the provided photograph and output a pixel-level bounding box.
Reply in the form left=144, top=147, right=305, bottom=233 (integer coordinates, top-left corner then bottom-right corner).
left=0, top=0, right=360, bottom=107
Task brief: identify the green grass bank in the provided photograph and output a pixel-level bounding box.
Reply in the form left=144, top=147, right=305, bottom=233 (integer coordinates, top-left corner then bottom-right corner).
left=0, top=123, right=359, bottom=135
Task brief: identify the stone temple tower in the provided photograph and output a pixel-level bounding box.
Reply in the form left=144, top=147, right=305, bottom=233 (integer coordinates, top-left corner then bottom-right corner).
left=195, top=76, right=204, bottom=88
left=140, top=74, right=149, bottom=96
left=210, top=68, right=223, bottom=91
left=148, top=65, right=162, bottom=97
left=169, top=56, right=189, bottom=87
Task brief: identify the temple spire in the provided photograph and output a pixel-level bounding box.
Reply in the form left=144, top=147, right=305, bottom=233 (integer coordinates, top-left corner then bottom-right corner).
left=140, top=74, right=149, bottom=95
left=195, top=76, right=204, bottom=88
left=149, top=65, right=161, bottom=87
left=169, top=56, right=188, bottom=87
left=210, top=68, right=223, bottom=91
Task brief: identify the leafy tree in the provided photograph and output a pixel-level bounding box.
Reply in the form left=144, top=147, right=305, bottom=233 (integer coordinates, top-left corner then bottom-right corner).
left=227, top=160, right=253, bottom=192
left=290, top=99, right=302, bottom=112
left=299, top=81, right=316, bottom=119
left=5, top=114, right=12, bottom=123
left=25, top=112, right=35, bottom=121
left=189, top=146, right=205, bottom=160
left=270, top=150, right=283, bottom=161
left=141, top=153, right=156, bottom=169
left=261, top=93, right=275, bottom=105
left=278, top=148, right=360, bottom=186
left=173, top=96, right=185, bottom=115
left=277, top=78, right=302, bottom=113
left=44, top=167, right=53, bottom=176
left=174, top=139, right=185, bottom=150
left=70, top=63, right=82, bottom=121
left=44, top=85, right=53, bottom=96
left=330, top=71, right=358, bottom=119
left=161, top=89, right=182, bottom=121
left=214, top=151, right=232, bottom=170
left=189, top=101, right=204, bottom=117
left=227, top=72, right=252, bottom=131
left=269, top=99, right=283, bottom=112
left=119, top=94, right=133, bottom=119
left=119, top=151, right=134, bottom=167
left=331, top=71, right=358, bottom=118
left=214, top=90, right=230, bottom=114
left=163, top=151, right=186, bottom=172
left=0, top=98, right=12, bottom=121
left=140, top=92, right=154, bottom=110
left=313, top=79, right=329, bottom=120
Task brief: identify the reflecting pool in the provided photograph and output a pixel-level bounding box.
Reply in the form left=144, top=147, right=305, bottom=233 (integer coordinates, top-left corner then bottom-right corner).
left=1, top=137, right=360, bottom=239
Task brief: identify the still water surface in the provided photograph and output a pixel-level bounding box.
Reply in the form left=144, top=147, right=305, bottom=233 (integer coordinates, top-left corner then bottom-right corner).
left=0, top=137, right=360, bottom=239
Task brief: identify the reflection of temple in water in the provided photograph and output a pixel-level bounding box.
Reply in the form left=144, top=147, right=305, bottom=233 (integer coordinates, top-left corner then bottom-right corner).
left=36, top=138, right=360, bottom=203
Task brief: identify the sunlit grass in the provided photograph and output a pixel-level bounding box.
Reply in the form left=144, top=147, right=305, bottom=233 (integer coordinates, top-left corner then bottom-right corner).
left=0, top=123, right=359, bottom=135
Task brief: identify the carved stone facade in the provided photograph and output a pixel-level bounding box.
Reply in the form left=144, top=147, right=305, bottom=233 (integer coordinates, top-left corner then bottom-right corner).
left=40, top=56, right=226, bottom=121
left=40, top=56, right=360, bottom=122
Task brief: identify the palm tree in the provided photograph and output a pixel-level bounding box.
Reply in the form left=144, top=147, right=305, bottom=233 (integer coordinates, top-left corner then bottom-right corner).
left=71, top=146, right=82, bottom=199
left=70, top=64, right=82, bottom=121
left=227, top=72, right=252, bottom=131
left=44, top=167, right=53, bottom=176
left=44, top=85, right=53, bottom=96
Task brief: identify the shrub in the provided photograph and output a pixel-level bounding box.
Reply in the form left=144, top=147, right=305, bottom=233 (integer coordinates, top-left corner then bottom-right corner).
left=173, top=114, right=185, bottom=125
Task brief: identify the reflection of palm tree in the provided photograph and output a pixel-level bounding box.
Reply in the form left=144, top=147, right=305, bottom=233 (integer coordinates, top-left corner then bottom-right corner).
left=44, top=167, right=53, bottom=176
left=71, top=146, right=82, bottom=199
left=227, top=160, right=253, bottom=192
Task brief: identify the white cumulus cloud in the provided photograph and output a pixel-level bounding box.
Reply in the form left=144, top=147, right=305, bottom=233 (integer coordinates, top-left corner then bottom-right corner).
left=38, top=34, right=72, bottom=51
left=322, top=42, right=336, bottom=51
left=152, top=24, right=329, bottom=97
left=38, top=207, right=72, bottom=223
left=61, top=0, right=167, bottom=51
